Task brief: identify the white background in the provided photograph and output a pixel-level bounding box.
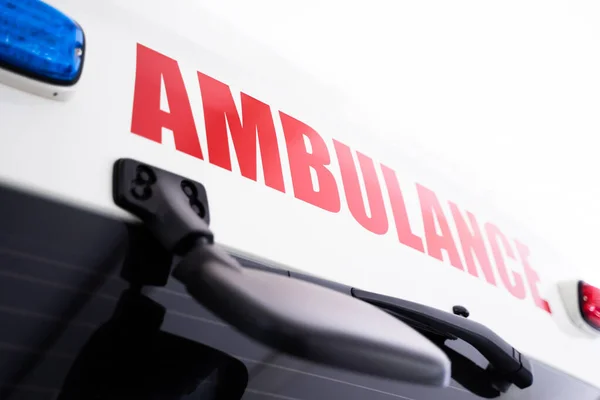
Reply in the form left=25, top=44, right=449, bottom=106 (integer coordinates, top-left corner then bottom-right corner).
left=200, top=0, right=600, bottom=285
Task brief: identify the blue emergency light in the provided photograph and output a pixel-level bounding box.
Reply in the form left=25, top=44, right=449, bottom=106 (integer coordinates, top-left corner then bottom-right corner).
left=0, top=0, right=84, bottom=85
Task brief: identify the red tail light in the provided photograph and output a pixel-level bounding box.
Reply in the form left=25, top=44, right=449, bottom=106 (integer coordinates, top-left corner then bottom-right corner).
left=579, top=281, right=600, bottom=331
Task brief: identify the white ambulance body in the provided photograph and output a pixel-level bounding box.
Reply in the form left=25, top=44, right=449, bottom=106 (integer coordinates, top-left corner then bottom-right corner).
left=0, top=1, right=599, bottom=399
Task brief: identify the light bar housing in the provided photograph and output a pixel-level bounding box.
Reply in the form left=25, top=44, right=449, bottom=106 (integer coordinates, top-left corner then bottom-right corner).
left=0, top=0, right=85, bottom=85
left=559, top=279, right=600, bottom=338
left=579, top=281, right=600, bottom=331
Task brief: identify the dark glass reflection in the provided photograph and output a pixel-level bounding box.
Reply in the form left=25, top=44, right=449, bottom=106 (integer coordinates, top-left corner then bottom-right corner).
left=56, top=289, right=248, bottom=400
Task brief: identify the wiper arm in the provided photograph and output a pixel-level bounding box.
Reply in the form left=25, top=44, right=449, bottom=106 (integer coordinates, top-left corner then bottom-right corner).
left=112, top=158, right=451, bottom=388
left=111, top=158, right=533, bottom=395
left=352, top=288, right=534, bottom=392
left=424, top=332, right=501, bottom=399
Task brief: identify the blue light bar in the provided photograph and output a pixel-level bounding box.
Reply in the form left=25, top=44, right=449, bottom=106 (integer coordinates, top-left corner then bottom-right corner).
left=0, top=0, right=84, bottom=85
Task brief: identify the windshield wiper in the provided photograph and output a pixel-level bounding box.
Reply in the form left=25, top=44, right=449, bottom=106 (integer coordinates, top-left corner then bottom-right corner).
left=352, top=288, right=534, bottom=395
left=111, top=158, right=534, bottom=395
left=112, top=158, right=451, bottom=388
left=281, top=268, right=534, bottom=396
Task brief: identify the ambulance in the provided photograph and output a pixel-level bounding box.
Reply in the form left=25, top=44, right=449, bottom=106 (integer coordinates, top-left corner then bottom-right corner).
left=0, top=0, right=599, bottom=398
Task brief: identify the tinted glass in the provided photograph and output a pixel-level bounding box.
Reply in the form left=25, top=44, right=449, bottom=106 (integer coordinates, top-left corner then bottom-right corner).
left=0, top=186, right=598, bottom=400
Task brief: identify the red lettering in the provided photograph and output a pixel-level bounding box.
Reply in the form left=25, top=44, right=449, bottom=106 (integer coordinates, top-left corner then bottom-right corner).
left=198, top=73, right=285, bottom=192
left=416, top=184, right=464, bottom=270
left=131, top=44, right=203, bottom=159
left=449, top=203, right=497, bottom=286
left=280, top=113, right=340, bottom=212
left=381, top=165, right=424, bottom=252
left=333, top=141, right=388, bottom=234
left=515, top=241, right=552, bottom=313
left=485, top=223, right=526, bottom=300
left=129, top=49, right=549, bottom=310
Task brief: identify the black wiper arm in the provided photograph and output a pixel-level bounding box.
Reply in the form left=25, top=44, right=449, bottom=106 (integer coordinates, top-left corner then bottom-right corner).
left=112, top=158, right=451, bottom=388
left=351, top=288, right=533, bottom=391
left=171, top=244, right=450, bottom=386
left=422, top=331, right=502, bottom=398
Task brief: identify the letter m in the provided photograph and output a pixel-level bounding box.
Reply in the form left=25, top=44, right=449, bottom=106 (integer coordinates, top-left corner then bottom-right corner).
left=198, top=72, right=285, bottom=193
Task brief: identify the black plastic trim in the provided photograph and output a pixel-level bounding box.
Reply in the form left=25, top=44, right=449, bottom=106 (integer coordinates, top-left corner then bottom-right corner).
left=112, top=158, right=212, bottom=253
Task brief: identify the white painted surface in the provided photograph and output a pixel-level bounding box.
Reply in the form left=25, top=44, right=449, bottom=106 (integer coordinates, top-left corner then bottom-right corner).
left=0, top=0, right=598, bottom=388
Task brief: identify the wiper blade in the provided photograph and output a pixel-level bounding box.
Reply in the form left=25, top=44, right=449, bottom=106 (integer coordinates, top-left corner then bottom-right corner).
left=352, top=288, right=534, bottom=393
